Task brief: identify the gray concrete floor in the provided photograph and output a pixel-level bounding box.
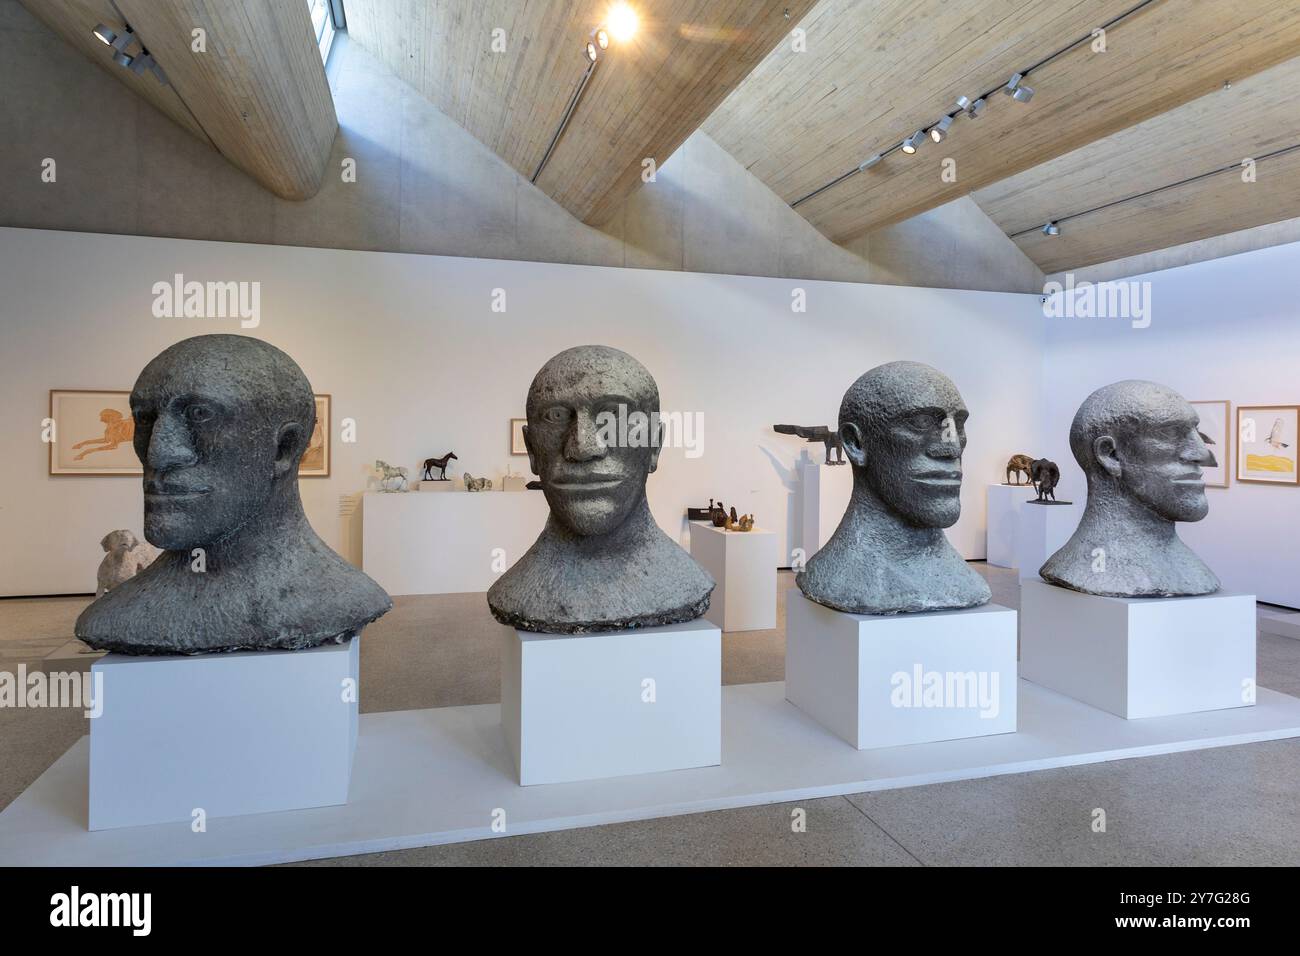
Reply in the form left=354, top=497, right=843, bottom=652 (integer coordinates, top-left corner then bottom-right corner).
left=2, top=564, right=1298, bottom=866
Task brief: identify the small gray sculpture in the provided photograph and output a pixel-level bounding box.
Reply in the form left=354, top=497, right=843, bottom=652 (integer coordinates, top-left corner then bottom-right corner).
left=487, top=345, right=714, bottom=633
left=1039, top=380, right=1219, bottom=597
left=76, top=335, right=392, bottom=654
left=774, top=423, right=846, bottom=465
left=1029, top=458, right=1061, bottom=502
left=95, top=530, right=157, bottom=597
left=374, top=459, right=408, bottom=492
left=464, top=473, right=493, bottom=492
left=797, top=361, right=991, bottom=615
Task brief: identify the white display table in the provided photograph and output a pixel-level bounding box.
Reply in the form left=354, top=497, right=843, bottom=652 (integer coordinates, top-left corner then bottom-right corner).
left=89, top=639, right=359, bottom=830
left=1020, top=579, right=1256, bottom=719
left=501, top=620, right=721, bottom=786
left=1014, top=500, right=1081, bottom=581
left=985, top=483, right=1024, bottom=568
left=362, top=489, right=549, bottom=594
left=688, top=521, right=777, bottom=632
left=798, top=459, right=851, bottom=562
left=785, top=591, right=1017, bottom=750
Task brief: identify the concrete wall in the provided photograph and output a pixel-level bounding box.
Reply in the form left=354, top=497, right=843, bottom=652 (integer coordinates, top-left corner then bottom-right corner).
left=0, top=2, right=1042, bottom=295
left=0, top=226, right=1046, bottom=596
left=1041, top=239, right=1300, bottom=609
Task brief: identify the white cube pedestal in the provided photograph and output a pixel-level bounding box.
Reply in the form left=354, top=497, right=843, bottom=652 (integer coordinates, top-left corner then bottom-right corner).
left=89, top=638, right=359, bottom=830
left=1014, top=500, right=1081, bottom=581
left=688, top=522, right=777, bottom=632
left=985, top=483, right=1024, bottom=568
left=799, top=459, right=852, bottom=560
left=501, top=619, right=721, bottom=785
left=784, top=591, right=1017, bottom=750
left=1020, top=579, right=1256, bottom=719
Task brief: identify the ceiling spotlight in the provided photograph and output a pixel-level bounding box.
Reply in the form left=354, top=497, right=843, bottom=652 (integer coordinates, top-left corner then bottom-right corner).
left=594, top=28, right=610, bottom=50
left=929, top=115, right=954, bottom=142
left=585, top=39, right=600, bottom=62
left=92, top=23, right=115, bottom=45
left=607, top=3, right=639, bottom=41
left=901, top=130, right=926, bottom=154
left=965, top=96, right=987, bottom=118
left=113, top=51, right=134, bottom=68
left=1004, top=72, right=1035, bottom=102
left=859, top=154, right=883, bottom=171
left=954, top=95, right=970, bottom=111
left=1042, top=221, right=1061, bottom=236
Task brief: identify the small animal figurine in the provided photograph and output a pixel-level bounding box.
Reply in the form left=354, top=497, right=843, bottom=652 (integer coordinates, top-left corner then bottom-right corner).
left=374, top=459, right=408, bottom=492
left=774, top=424, right=845, bottom=465
left=709, top=500, right=728, bottom=527
left=1029, top=458, right=1060, bottom=502
left=95, top=530, right=157, bottom=597
left=1005, top=453, right=1034, bottom=485
left=422, top=452, right=458, bottom=481
left=464, top=473, right=493, bottom=492
left=734, top=513, right=755, bottom=532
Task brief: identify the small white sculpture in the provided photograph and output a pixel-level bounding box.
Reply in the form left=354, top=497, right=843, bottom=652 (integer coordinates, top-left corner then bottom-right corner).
left=96, top=530, right=157, bottom=597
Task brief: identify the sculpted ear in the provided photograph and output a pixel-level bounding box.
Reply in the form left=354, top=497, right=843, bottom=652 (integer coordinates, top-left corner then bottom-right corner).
left=1093, top=434, right=1122, bottom=479
left=274, top=423, right=303, bottom=478
left=648, top=419, right=664, bottom=474
left=840, top=421, right=867, bottom=468
left=522, top=424, right=538, bottom=476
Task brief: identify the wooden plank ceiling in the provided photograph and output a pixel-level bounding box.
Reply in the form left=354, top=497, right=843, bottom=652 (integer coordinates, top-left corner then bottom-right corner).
left=973, top=57, right=1300, bottom=272
left=344, top=0, right=816, bottom=224
left=704, top=0, right=1300, bottom=245
left=21, top=0, right=337, bottom=200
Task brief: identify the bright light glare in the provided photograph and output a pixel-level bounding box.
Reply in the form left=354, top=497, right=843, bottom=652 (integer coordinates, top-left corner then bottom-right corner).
left=607, top=3, right=639, bottom=41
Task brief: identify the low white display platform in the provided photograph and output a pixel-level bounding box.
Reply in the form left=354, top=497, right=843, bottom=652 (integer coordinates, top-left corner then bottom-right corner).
left=501, top=620, right=721, bottom=786
left=985, top=483, right=1023, bottom=568
left=688, top=522, right=777, bottom=632
left=1020, top=579, right=1256, bottom=719
left=415, top=479, right=454, bottom=492
left=785, top=591, right=1017, bottom=749
left=89, top=639, right=359, bottom=831
left=6, top=680, right=1300, bottom=866
left=1014, top=500, right=1081, bottom=581
left=799, top=459, right=851, bottom=560
left=362, top=489, right=549, bottom=595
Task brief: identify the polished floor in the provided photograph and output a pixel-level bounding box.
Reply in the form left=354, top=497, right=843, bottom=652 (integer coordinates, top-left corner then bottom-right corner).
left=2, top=564, right=1299, bottom=866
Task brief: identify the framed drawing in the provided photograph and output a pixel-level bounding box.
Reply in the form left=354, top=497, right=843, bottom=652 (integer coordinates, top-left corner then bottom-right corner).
left=1189, top=400, right=1229, bottom=488
left=510, top=418, right=528, bottom=456
left=49, top=389, right=141, bottom=476
left=300, top=394, right=331, bottom=477
left=1237, top=404, right=1298, bottom=485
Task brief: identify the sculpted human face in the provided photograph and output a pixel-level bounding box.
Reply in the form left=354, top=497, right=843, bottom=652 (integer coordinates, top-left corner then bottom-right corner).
left=131, top=355, right=299, bottom=551
left=1103, top=399, right=1214, bottom=522
left=526, top=349, right=659, bottom=537
left=847, top=371, right=968, bottom=528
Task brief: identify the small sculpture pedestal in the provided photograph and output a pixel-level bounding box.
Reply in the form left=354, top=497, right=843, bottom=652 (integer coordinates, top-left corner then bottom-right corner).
left=985, top=483, right=1025, bottom=568
left=501, top=620, right=721, bottom=785
left=688, top=522, right=777, bottom=632
left=1020, top=579, right=1256, bottom=719
left=1014, top=499, right=1080, bottom=581
left=785, top=591, right=1017, bottom=750
left=89, top=638, right=359, bottom=830
left=799, top=458, right=852, bottom=560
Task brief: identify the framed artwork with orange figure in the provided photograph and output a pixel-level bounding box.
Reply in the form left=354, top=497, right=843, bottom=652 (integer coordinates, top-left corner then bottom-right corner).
left=49, top=390, right=141, bottom=476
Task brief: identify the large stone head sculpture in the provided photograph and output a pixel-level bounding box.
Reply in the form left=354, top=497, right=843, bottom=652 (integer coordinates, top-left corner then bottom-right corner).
left=488, top=345, right=713, bottom=633
left=1039, top=380, right=1219, bottom=597
left=76, top=334, right=392, bottom=654
left=797, top=361, right=991, bottom=614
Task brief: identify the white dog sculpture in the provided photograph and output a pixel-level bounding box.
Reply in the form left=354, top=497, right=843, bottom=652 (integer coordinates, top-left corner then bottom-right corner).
left=96, top=530, right=157, bottom=597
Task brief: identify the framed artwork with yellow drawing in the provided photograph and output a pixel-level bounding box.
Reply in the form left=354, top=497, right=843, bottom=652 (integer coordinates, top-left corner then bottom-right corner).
left=1237, top=404, right=1298, bottom=485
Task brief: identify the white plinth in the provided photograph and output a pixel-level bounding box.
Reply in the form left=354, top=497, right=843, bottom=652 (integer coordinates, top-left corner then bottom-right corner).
left=501, top=619, right=721, bottom=786
left=688, top=522, right=777, bottom=632
left=89, top=638, right=359, bottom=831
left=1014, top=500, right=1081, bottom=581
left=785, top=591, right=1017, bottom=750
left=1020, top=579, right=1256, bottom=719
left=362, top=489, right=549, bottom=594
left=415, top=479, right=454, bottom=491
left=985, top=483, right=1023, bottom=568
left=501, top=476, right=529, bottom=492
left=799, top=459, right=852, bottom=560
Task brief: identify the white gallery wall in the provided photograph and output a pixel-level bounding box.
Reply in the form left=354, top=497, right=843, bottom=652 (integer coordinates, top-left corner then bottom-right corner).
left=0, top=227, right=1045, bottom=596
left=1041, top=240, right=1300, bottom=609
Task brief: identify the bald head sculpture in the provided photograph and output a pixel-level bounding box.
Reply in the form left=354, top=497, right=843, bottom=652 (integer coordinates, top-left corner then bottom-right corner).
left=76, top=334, right=392, bottom=654
left=1039, top=380, right=1219, bottom=596
left=797, top=361, right=991, bottom=614
left=488, top=345, right=713, bottom=633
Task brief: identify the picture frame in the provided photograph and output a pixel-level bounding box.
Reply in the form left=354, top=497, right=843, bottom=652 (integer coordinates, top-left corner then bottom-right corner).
left=48, top=389, right=141, bottom=476
left=1189, top=400, right=1230, bottom=488
left=299, top=393, right=331, bottom=477
left=510, top=417, right=528, bottom=456
left=1236, top=404, right=1299, bottom=485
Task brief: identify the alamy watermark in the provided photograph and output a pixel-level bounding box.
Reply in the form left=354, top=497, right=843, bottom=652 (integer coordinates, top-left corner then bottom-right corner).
left=890, top=664, right=1001, bottom=719
left=152, top=273, right=260, bottom=328
left=1, top=666, right=102, bottom=718
left=591, top=404, right=704, bottom=459
left=1042, top=272, right=1151, bottom=329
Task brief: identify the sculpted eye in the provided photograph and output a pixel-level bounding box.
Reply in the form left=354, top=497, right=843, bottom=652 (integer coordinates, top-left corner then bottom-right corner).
left=907, top=411, right=938, bottom=429
left=541, top=406, right=572, bottom=426
left=185, top=404, right=214, bottom=424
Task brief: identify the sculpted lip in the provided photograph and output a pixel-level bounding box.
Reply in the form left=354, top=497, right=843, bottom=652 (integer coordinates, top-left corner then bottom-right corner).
left=549, top=477, right=624, bottom=491
left=913, top=470, right=962, bottom=486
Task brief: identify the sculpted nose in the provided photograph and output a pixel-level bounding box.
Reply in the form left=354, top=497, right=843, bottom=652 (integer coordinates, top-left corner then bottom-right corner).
left=931, top=415, right=963, bottom=459
left=564, top=410, right=607, bottom=462
left=1188, top=431, right=1217, bottom=468
left=147, top=412, right=198, bottom=471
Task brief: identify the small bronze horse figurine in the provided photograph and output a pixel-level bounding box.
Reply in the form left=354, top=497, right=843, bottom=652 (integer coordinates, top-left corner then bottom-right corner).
left=422, top=452, right=458, bottom=481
